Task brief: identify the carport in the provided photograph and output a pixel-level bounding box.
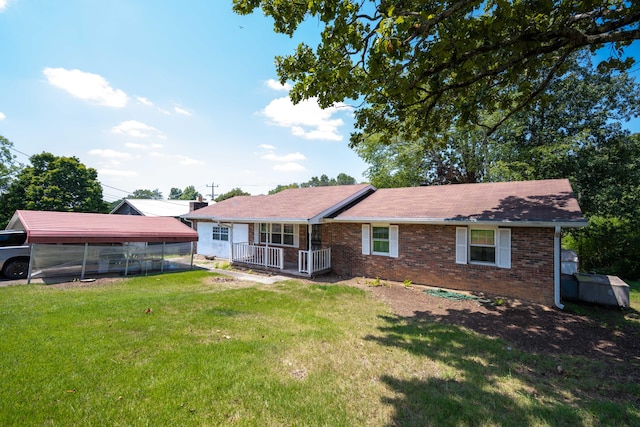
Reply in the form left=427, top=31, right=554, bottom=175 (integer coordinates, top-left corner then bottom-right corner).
left=6, top=210, right=199, bottom=283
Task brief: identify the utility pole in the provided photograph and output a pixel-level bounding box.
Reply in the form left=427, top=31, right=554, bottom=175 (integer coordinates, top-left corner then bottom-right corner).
left=207, top=182, right=219, bottom=201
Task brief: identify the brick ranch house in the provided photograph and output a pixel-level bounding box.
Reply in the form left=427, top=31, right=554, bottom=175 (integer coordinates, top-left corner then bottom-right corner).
left=183, top=179, right=587, bottom=308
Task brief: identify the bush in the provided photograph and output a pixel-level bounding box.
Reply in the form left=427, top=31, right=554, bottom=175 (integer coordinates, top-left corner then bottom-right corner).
left=564, top=216, right=640, bottom=280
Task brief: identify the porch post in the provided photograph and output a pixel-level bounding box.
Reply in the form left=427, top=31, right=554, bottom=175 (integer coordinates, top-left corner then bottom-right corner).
left=307, top=223, right=313, bottom=276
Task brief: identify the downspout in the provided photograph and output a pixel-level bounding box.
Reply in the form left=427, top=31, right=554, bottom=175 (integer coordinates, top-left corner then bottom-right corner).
left=554, top=226, right=564, bottom=310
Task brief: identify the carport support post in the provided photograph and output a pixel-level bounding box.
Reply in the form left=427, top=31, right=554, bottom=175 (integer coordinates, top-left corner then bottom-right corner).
left=161, top=243, right=165, bottom=272
left=190, top=241, right=194, bottom=270
left=80, top=243, right=89, bottom=280
left=27, top=244, right=35, bottom=284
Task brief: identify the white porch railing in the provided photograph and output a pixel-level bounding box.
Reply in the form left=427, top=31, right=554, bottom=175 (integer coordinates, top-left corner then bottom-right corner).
left=232, top=243, right=283, bottom=269
left=299, top=248, right=331, bottom=275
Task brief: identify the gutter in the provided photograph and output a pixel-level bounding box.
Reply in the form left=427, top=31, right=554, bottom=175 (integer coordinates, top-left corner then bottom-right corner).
left=554, top=226, right=564, bottom=310
left=326, top=217, right=588, bottom=228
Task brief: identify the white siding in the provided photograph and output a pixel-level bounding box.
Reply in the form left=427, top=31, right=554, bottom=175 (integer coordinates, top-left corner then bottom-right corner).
left=196, top=223, right=247, bottom=259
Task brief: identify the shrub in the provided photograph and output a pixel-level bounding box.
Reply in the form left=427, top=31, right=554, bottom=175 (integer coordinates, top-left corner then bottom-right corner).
left=565, top=216, right=640, bottom=280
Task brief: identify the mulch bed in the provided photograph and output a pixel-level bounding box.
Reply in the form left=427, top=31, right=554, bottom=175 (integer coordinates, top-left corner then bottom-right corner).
left=342, top=278, right=640, bottom=367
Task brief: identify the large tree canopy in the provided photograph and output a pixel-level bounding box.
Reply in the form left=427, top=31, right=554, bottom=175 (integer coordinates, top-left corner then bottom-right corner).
left=233, top=0, right=640, bottom=145
left=0, top=152, right=108, bottom=227
left=0, top=135, right=21, bottom=194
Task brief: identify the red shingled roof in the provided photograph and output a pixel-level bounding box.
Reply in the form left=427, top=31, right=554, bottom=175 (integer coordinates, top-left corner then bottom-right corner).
left=184, top=184, right=375, bottom=222
left=334, top=179, right=586, bottom=226
left=8, top=210, right=199, bottom=244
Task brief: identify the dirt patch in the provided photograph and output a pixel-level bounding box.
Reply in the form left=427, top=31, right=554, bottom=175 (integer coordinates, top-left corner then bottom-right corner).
left=331, top=276, right=640, bottom=367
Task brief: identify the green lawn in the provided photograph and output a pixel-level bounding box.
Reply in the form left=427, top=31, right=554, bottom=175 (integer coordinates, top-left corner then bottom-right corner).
left=1, top=271, right=638, bottom=426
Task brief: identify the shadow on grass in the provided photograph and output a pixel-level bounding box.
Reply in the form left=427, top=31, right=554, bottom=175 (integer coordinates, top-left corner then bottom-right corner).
left=367, top=313, right=640, bottom=426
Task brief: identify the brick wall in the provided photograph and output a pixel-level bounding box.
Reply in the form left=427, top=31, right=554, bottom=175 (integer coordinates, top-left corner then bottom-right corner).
left=325, top=223, right=556, bottom=306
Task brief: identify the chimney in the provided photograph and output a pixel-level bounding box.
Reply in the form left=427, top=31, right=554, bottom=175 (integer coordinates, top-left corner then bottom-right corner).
left=189, top=200, right=208, bottom=212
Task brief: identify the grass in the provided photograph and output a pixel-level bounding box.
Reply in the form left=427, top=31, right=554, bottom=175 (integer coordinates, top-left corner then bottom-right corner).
left=1, top=270, right=639, bottom=426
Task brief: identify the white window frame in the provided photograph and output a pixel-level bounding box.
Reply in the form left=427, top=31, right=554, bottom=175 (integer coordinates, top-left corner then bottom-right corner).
left=211, top=225, right=229, bottom=242
left=456, top=226, right=510, bottom=269
left=362, top=224, right=398, bottom=258
left=469, top=227, right=497, bottom=265
left=256, top=223, right=299, bottom=247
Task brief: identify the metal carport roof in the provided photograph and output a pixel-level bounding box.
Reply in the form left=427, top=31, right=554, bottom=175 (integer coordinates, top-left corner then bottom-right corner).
left=7, top=210, right=199, bottom=244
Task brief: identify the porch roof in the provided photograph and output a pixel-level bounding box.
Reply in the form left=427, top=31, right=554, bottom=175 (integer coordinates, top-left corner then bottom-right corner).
left=183, top=184, right=375, bottom=223
left=332, top=179, right=587, bottom=227
left=7, top=210, right=199, bottom=244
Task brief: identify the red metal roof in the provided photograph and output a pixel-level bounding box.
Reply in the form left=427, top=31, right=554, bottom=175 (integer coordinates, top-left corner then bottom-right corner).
left=184, top=184, right=375, bottom=222
left=334, top=179, right=586, bottom=226
left=8, top=210, right=199, bottom=244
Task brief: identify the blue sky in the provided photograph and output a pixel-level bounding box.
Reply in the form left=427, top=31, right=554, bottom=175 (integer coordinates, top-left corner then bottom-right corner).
left=0, top=0, right=368, bottom=201
left=1, top=1, right=639, bottom=202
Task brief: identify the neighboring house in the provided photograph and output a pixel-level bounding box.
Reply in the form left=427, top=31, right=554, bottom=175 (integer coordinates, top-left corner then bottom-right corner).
left=111, top=199, right=208, bottom=225
left=183, top=179, right=587, bottom=307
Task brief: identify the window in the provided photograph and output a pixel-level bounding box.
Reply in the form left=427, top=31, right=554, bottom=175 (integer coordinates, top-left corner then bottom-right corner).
left=212, top=226, right=229, bottom=241
left=456, top=227, right=511, bottom=268
left=258, top=223, right=298, bottom=247
left=372, top=227, right=390, bottom=254
left=362, top=224, right=398, bottom=258
left=469, top=229, right=495, bottom=263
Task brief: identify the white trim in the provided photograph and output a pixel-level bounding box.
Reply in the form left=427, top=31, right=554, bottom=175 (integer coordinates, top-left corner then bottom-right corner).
left=455, top=227, right=467, bottom=264
left=389, top=225, right=399, bottom=258
left=468, top=226, right=499, bottom=266
left=496, top=228, right=511, bottom=269
left=361, top=224, right=370, bottom=255
left=327, top=217, right=587, bottom=228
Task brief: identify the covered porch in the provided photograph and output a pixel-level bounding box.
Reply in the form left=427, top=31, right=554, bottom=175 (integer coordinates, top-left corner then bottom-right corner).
left=231, top=243, right=331, bottom=277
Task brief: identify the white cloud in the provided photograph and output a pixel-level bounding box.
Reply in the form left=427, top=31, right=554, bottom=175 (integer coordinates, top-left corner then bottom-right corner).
left=0, top=0, right=7, bottom=12
left=43, top=67, right=128, bottom=107
left=266, top=79, right=292, bottom=91
left=0, top=112, right=5, bottom=120
left=112, top=120, right=163, bottom=138
left=174, top=106, right=191, bottom=116
left=136, top=96, right=154, bottom=106
left=258, top=144, right=276, bottom=150
left=262, top=152, right=306, bottom=162
left=88, top=149, right=133, bottom=159
left=261, top=96, right=349, bottom=141
left=176, top=155, right=204, bottom=166
left=273, top=162, right=306, bottom=172
left=98, top=168, right=137, bottom=178
left=125, top=142, right=164, bottom=150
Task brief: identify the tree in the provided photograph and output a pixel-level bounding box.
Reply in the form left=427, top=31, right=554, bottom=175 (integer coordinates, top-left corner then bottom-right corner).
left=269, top=173, right=358, bottom=193
left=168, top=187, right=183, bottom=200
left=128, top=189, right=163, bottom=199
left=268, top=183, right=300, bottom=195
left=215, top=188, right=250, bottom=202
left=0, top=135, right=22, bottom=194
left=233, top=0, right=640, bottom=145
left=169, top=185, right=204, bottom=200
left=335, top=173, right=357, bottom=185
left=179, top=185, right=203, bottom=200
left=0, top=152, right=108, bottom=227
left=356, top=56, right=640, bottom=191
left=355, top=127, right=488, bottom=188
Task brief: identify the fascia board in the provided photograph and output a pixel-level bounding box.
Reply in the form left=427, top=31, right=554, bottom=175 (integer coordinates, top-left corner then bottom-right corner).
left=327, top=217, right=589, bottom=228
left=185, top=216, right=310, bottom=224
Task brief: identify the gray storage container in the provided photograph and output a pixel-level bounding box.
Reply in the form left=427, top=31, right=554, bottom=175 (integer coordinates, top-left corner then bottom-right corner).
left=576, top=273, right=630, bottom=308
